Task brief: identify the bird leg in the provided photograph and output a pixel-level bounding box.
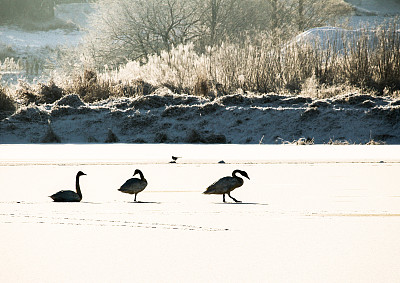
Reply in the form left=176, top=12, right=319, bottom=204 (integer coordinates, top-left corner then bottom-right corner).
left=227, top=193, right=241, bottom=203
left=134, top=193, right=137, bottom=202
left=223, top=194, right=226, bottom=203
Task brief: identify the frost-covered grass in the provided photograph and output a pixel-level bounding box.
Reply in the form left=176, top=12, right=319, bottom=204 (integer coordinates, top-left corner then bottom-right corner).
left=103, top=21, right=400, bottom=97
left=55, top=21, right=397, bottom=103
left=1, top=10, right=399, bottom=106
left=0, top=22, right=399, bottom=126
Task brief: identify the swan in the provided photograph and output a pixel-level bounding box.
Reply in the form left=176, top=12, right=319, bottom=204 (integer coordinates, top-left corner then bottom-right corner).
left=203, top=170, right=250, bottom=203
left=118, top=169, right=148, bottom=202
left=50, top=171, right=86, bottom=202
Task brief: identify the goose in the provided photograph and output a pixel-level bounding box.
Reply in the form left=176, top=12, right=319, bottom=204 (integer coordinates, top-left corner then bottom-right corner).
left=118, top=169, right=148, bottom=202
left=50, top=171, right=86, bottom=202
left=203, top=170, right=250, bottom=203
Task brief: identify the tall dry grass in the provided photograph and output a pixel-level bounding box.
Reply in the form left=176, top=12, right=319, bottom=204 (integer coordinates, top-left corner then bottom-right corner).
left=101, top=21, right=400, bottom=98
left=3, top=21, right=399, bottom=103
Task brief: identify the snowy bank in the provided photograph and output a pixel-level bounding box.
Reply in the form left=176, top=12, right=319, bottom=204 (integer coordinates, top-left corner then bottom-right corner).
left=1, top=89, right=400, bottom=144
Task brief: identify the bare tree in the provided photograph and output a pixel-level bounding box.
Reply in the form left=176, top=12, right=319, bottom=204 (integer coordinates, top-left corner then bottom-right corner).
left=82, top=0, right=352, bottom=67
left=85, top=0, right=202, bottom=67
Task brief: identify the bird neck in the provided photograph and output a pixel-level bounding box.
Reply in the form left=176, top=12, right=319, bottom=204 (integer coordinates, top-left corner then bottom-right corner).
left=232, top=170, right=242, bottom=179
left=76, top=175, right=82, bottom=199
left=137, top=171, right=145, bottom=181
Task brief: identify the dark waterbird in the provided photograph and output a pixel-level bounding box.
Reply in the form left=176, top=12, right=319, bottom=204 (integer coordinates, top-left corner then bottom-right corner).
left=50, top=171, right=86, bottom=202
left=203, top=170, right=250, bottom=203
left=169, top=156, right=181, bottom=163
left=118, top=169, right=148, bottom=202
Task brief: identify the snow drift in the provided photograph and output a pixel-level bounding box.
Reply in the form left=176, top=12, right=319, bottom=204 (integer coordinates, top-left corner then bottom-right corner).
left=1, top=89, right=400, bottom=144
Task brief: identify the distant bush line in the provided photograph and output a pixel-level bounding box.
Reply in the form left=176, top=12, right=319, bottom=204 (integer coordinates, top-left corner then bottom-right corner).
left=0, top=0, right=91, bottom=24
left=1, top=22, right=399, bottom=113
left=80, top=22, right=399, bottom=100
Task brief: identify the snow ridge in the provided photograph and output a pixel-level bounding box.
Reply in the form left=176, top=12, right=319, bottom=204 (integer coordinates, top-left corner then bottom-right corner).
left=1, top=90, right=399, bottom=144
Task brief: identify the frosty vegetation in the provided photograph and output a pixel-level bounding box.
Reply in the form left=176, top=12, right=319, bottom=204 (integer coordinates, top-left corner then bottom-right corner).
left=0, top=0, right=400, bottom=143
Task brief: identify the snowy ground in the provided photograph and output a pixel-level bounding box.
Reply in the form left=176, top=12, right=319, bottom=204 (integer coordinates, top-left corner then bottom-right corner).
left=0, top=3, right=92, bottom=54
left=1, top=144, right=400, bottom=282
left=0, top=3, right=93, bottom=83
left=1, top=1, right=400, bottom=145
left=344, top=0, right=400, bottom=28
left=1, top=90, right=400, bottom=144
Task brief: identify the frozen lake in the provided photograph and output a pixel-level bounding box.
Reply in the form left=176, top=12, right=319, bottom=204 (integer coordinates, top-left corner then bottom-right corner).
left=1, top=144, right=400, bottom=282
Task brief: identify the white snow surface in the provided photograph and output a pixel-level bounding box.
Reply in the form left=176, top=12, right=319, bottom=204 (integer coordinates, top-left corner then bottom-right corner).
left=0, top=26, right=82, bottom=52
left=1, top=90, right=400, bottom=144
left=346, top=0, right=400, bottom=15
left=345, top=0, right=400, bottom=28
left=1, top=144, right=400, bottom=282
left=0, top=3, right=93, bottom=57
left=290, top=26, right=383, bottom=52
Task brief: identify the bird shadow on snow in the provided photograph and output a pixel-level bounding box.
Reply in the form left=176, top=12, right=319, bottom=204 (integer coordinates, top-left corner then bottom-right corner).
left=126, top=201, right=161, bottom=204
left=214, top=202, right=268, bottom=206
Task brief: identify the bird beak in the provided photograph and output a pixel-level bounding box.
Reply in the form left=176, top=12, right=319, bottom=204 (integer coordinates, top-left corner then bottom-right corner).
left=246, top=175, right=250, bottom=180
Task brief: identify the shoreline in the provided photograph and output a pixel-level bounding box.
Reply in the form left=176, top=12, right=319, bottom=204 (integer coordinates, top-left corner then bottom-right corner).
left=1, top=90, right=400, bottom=144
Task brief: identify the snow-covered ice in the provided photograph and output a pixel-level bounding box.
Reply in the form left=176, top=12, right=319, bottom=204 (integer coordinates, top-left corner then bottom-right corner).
left=1, top=144, right=400, bottom=282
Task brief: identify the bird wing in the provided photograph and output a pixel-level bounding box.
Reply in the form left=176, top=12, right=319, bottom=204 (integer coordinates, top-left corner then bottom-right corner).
left=50, top=190, right=80, bottom=202
left=119, top=178, right=147, bottom=193
left=204, top=177, right=239, bottom=194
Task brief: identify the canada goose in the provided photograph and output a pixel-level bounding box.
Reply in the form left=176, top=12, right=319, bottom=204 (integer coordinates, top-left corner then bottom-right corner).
left=118, top=169, right=148, bottom=202
left=50, top=171, right=86, bottom=202
left=203, top=170, right=250, bottom=203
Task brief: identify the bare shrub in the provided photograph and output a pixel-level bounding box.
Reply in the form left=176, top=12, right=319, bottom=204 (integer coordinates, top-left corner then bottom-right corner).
left=0, top=86, right=16, bottom=113
left=16, top=81, right=40, bottom=105
left=194, top=75, right=211, bottom=97
left=130, top=79, right=154, bottom=96
left=15, top=80, right=64, bottom=105
left=39, top=80, right=64, bottom=104
left=66, top=69, right=112, bottom=102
